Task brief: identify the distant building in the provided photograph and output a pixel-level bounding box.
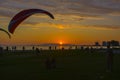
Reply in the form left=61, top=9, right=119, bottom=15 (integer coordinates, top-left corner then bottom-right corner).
left=102, top=41, right=107, bottom=46
left=102, top=40, right=119, bottom=46
left=110, top=40, right=119, bottom=46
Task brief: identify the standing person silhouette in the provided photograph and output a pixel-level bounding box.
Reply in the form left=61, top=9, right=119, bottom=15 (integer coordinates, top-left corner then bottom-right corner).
left=45, top=57, right=56, bottom=70
left=51, top=57, right=56, bottom=69
left=6, top=46, right=9, bottom=51
left=0, top=46, right=3, bottom=55
left=32, top=46, right=35, bottom=51
left=22, top=46, right=25, bottom=51
left=45, top=57, right=51, bottom=69
left=35, top=48, right=39, bottom=56
left=49, top=46, right=51, bottom=50
left=106, top=44, right=114, bottom=72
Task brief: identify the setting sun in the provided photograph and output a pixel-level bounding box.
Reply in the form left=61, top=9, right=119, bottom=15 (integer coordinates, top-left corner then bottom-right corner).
left=59, top=41, right=63, bottom=45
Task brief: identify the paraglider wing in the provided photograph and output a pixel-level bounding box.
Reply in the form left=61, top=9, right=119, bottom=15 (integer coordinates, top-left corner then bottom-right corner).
left=0, top=28, right=11, bottom=39
left=8, top=9, right=54, bottom=34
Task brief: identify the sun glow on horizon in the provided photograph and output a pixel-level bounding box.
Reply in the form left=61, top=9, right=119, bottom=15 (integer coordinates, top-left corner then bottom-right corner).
left=59, top=41, right=63, bottom=45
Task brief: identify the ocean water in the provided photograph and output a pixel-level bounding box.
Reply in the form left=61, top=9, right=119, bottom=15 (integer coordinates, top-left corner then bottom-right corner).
left=1, top=45, right=120, bottom=51
left=2, top=45, right=77, bottom=50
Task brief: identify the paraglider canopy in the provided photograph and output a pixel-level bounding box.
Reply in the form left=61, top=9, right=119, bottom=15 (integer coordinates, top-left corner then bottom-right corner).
left=0, top=28, right=11, bottom=39
left=8, top=9, right=55, bottom=34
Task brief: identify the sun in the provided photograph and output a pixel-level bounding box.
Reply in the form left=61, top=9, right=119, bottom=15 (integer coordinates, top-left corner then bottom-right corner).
left=59, top=41, right=63, bottom=45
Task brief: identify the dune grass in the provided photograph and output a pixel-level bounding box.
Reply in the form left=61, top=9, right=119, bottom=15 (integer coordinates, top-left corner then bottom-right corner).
left=0, top=50, right=120, bottom=80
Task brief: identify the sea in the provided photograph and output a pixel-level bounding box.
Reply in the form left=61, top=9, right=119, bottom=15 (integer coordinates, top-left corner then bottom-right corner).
left=1, top=45, right=120, bottom=54
left=1, top=45, right=77, bottom=50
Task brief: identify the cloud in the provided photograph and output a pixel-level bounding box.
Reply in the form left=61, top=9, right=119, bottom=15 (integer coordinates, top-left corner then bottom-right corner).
left=1, top=0, right=119, bottom=17
left=0, top=0, right=120, bottom=30
left=79, top=25, right=120, bottom=30
left=21, top=21, right=120, bottom=31
left=1, top=0, right=120, bottom=15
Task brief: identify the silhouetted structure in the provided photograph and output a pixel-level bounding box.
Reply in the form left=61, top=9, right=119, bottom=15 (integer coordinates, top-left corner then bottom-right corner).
left=102, top=40, right=119, bottom=46
left=102, top=41, right=108, bottom=46
left=106, top=45, right=114, bottom=72
left=95, top=42, right=100, bottom=46
left=110, top=40, right=119, bottom=46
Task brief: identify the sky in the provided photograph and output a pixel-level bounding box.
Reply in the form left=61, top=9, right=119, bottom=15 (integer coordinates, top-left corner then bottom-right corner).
left=0, top=0, right=120, bottom=45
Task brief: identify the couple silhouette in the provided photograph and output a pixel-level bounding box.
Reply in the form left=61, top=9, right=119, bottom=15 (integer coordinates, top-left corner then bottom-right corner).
left=45, top=57, right=56, bottom=70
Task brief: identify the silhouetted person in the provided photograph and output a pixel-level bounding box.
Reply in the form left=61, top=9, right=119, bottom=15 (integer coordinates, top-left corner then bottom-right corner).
left=35, top=48, right=40, bottom=56
left=75, top=46, right=78, bottom=50
left=85, top=47, right=89, bottom=53
left=0, top=47, right=3, bottom=55
left=32, top=46, right=35, bottom=54
left=51, top=57, right=56, bottom=69
left=6, top=46, right=9, bottom=51
left=45, top=57, right=51, bottom=69
left=22, top=46, right=25, bottom=51
left=49, top=46, right=51, bottom=50
left=55, top=46, right=57, bottom=50
left=32, top=46, right=35, bottom=51
left=81, top=46, right=84, bottom=50
left=106, top=45, right=114, bottom=72
left=90, top=47, right=93, bottom=53
left=14, top=46, right=16, bottom=51
left=62, top=47, right=64, bottom=50
left=12, top=46, right=16, bottom=51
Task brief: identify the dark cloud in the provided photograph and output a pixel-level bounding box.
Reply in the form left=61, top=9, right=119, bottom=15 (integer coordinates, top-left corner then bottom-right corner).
left=1, top=0, right=120, bottom=17
left=0, top=0, right=120, bottom=29
left=82, top=25, right=120, bottom=30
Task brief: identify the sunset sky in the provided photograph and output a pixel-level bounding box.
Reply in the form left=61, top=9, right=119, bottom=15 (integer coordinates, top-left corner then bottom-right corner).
left=0, top=0, right=120, bottom=45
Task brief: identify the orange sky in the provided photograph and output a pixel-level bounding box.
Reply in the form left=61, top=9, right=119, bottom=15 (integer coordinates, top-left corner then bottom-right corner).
left=0, top=0, right=120, bottom=45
